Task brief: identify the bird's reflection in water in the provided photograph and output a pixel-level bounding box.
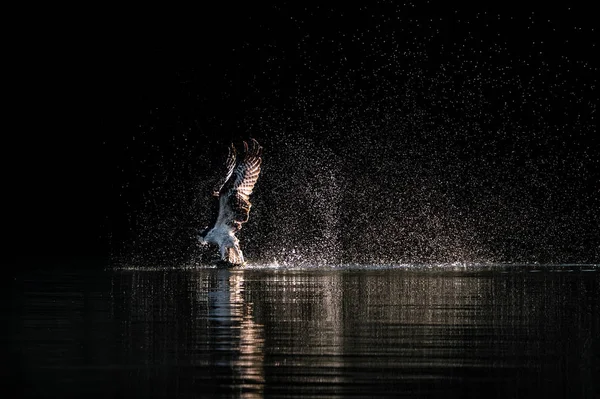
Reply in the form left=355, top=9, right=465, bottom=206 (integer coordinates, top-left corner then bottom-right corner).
left=111, top=268, right=265, bottom=398
left=208, top=268, right=265, bottom=398
left=107, top=266, right=599, bottom=397
left=14, top=266, right=600, bottom=397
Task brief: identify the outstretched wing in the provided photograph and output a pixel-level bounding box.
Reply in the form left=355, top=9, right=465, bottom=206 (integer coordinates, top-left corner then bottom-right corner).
left=212, top=143, right=237, bottom=196
left=216, top=139, right=263, bottom=231
left=201, top=144, right=237, bottom=233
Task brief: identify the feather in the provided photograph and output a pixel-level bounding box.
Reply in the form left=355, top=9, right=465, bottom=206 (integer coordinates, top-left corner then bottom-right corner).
left=199, top=139, right=263, bottom=265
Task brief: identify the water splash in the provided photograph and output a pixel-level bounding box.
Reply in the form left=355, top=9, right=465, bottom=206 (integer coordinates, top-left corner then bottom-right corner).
left=110, top=3, right=598, bottom=267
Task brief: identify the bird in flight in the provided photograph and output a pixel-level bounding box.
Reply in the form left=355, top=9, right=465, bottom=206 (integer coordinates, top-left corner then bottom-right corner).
left=198, top=139, right=263, bottom=266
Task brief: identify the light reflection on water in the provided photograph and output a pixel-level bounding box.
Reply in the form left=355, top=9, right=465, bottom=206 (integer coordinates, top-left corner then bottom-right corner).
left=11, top=265, right=600, bottom=398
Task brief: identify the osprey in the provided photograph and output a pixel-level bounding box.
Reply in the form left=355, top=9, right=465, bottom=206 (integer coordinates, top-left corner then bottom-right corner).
left=198, top=139, right=263, bottom=266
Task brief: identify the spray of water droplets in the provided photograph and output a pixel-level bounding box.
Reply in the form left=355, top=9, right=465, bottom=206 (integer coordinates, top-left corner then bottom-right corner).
left=110, top=3, right=598, bottom=267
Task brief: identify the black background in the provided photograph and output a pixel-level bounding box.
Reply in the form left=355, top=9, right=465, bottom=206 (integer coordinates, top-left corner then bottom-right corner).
left=9, top=2, right=598, bottom=266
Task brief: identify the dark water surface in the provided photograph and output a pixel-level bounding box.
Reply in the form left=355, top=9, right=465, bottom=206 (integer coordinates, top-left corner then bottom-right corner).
left=9, top=264, right=600, bottom=398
